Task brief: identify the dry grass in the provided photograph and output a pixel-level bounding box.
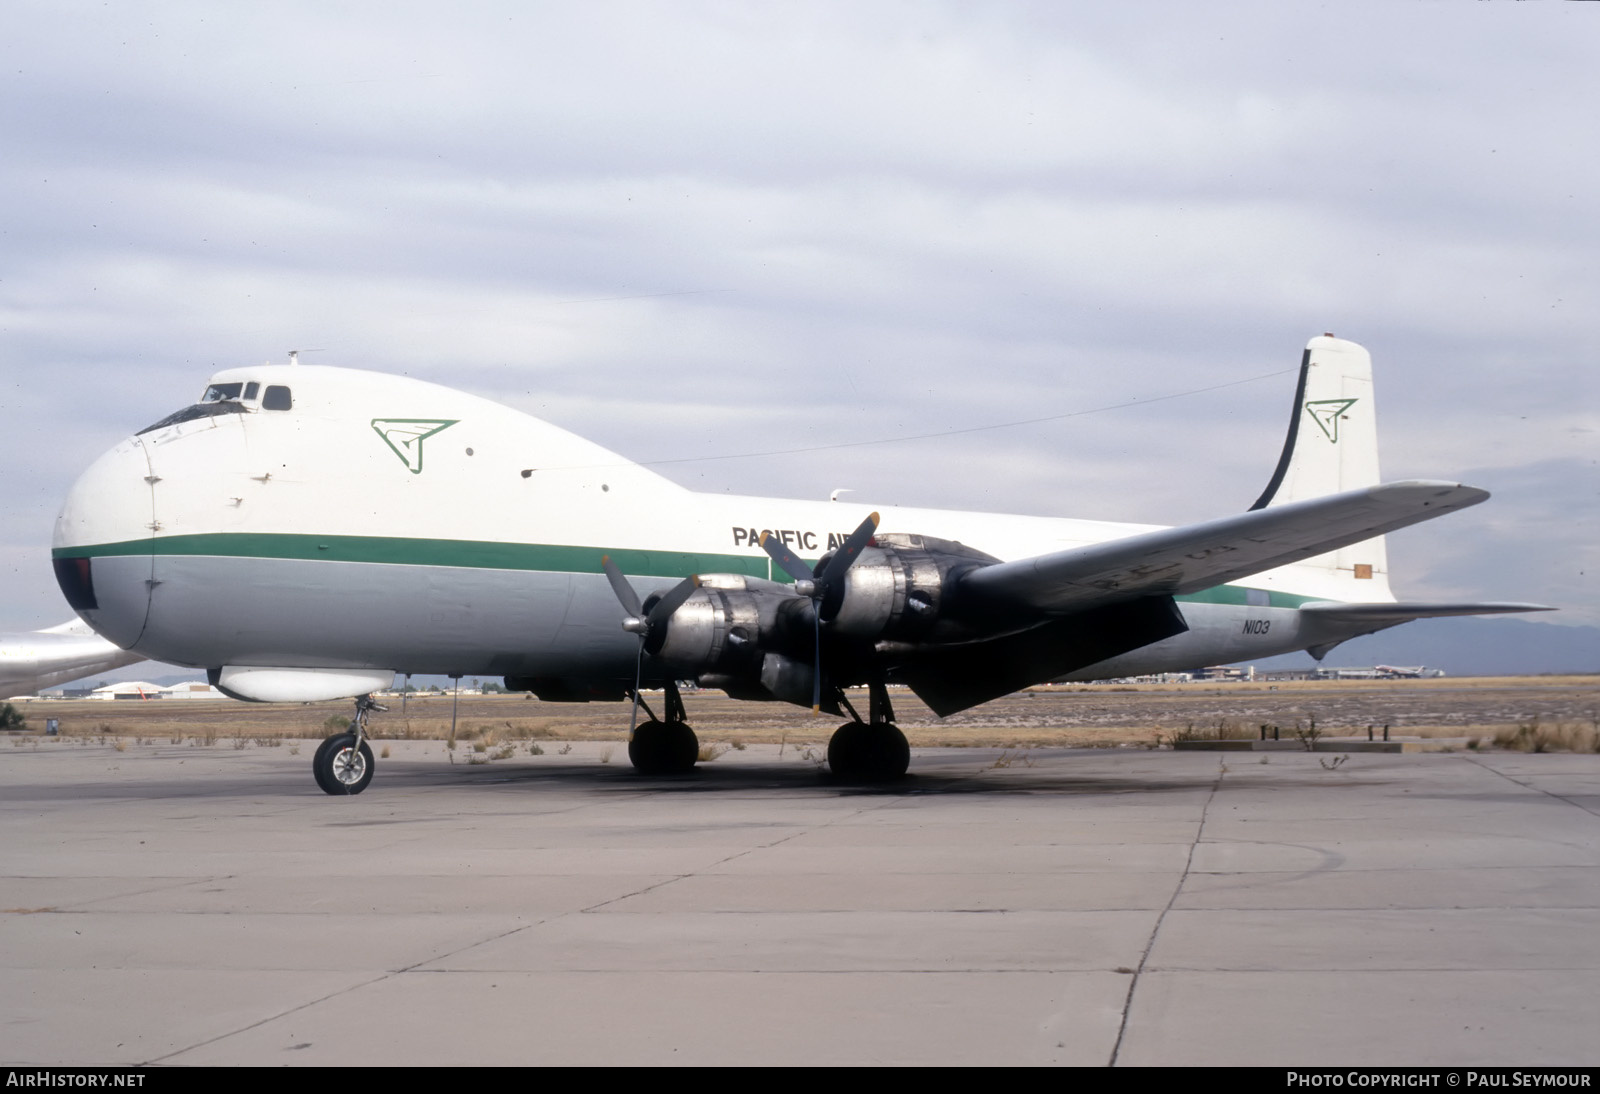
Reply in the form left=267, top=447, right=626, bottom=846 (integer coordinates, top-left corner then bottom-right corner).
left=1159, top=720, right=1261, bottom=747
left=5, top=678, right=1594, bottom=753
left=1493, top=719, right=1600, bottom=754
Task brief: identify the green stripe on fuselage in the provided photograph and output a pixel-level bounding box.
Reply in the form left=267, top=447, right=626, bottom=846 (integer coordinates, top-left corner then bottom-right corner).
left=1178, top=584, right=1320, bottom=610
left=52, top=532, right=1323, bottom=607
left=52, top=532, right=771, bottom=581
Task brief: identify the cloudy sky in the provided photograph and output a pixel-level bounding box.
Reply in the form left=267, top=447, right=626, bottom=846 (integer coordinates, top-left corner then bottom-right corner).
left=3, top=1, right=1595, bottom=640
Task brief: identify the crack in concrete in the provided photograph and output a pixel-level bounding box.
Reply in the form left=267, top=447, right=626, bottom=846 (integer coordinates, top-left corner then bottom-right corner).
left=1108, top=761, right=1224, bottom=1066
left=1464, top=753, right=1600, bottom=819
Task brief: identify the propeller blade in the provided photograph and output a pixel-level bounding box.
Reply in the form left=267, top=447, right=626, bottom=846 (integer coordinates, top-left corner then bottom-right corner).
left=806, top=512, right=878, bottom=710
left=815, top=511, right=880, bottom=590
left=759, top=532, right=815, bottom=586
left=811, top=607, right=822, bottom=713
left=629, top=643, right=644, bottom=735
left=645, top=574, right=701, bottom=631
left=600, top=555, right=644, bottom=619
left=605, top=558, right=702, bottom=734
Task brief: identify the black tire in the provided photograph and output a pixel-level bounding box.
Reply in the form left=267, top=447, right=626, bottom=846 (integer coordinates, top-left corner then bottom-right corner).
left=312, top=733, right=343, bottom=775
left=629, top=720, right=699, bottom=775
left=828, top=722, right=909, bottom=783
left=313, top=733, right=374, bottom=795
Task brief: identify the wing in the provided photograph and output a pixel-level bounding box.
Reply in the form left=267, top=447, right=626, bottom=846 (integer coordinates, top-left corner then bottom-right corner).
left=956, top=480, right=1489, bottom=615
left=891, top=481, right=1506, bottom=715
left=0, top=621, right=145, bottom=697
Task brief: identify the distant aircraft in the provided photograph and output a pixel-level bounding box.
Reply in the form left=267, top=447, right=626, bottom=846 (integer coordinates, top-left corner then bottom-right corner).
left=51, top=335, right=1548, bottom=791
left=0, top=619, right=145, bottom=699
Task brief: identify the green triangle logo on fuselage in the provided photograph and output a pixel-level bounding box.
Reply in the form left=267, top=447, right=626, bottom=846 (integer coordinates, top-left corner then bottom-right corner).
left=371, top=419, right=458, bottom=473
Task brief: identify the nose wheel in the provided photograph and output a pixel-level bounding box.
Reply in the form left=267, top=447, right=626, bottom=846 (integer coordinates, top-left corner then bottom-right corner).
left=314, top=695, right=385, bottom=795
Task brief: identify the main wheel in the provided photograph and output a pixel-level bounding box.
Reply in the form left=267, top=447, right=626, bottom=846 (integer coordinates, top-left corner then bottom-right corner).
left=313, top=732, right=374, bottom=795
left=828, top=722, right=910, bottom=783
left=629, top=720, right=699, bottom=775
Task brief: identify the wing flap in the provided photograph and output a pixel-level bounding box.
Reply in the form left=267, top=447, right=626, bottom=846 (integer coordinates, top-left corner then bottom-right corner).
left=895, top=595, right=1189, bottom=716
left=957, top=481, right=1489, bottom=616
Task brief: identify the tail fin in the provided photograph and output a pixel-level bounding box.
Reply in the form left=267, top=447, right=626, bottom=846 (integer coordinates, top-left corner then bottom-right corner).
left=1251, top=335, right=1392, bottom=600
left=1251, top=335, right=1554, bottom=653
left=1251, top=335, right=1381, bottom=509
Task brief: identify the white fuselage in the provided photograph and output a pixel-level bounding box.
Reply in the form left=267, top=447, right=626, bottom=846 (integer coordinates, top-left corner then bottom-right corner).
left=53, top=365, right=1389, bottom=695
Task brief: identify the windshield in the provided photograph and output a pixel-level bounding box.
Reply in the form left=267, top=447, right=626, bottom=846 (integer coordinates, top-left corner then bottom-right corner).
left=136, top=400, right=248, bottom=435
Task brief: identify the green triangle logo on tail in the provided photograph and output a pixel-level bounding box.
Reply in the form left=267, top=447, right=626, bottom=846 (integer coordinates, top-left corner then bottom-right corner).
left=371, top=419, right=458, bottom=473
left=1304, top=398, right=1358, bottom=443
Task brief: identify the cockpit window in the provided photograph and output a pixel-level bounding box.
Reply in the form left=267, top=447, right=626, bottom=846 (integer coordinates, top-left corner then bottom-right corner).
left=136, top=400, right=249, bottom=435
left=136, top=376, right=292, bottom=435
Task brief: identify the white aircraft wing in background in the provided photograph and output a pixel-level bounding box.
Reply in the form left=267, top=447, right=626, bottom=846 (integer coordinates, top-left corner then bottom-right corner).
left=0, top=619, right=144, bottom=699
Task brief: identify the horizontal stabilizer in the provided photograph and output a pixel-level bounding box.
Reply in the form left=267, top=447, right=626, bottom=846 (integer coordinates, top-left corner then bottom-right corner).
left=958, top=480, right=1489, bottom=617
left=1298, top=601, right=1555, bottom=624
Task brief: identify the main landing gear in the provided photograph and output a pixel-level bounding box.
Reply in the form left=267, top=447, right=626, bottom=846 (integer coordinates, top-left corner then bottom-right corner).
left=626, top=680, right=699, bottom=775
left=620, top=676, right=909, bottom=782
left=314, top=694, right=386, bottom=795
left=827, top=678, right=910, bottom=783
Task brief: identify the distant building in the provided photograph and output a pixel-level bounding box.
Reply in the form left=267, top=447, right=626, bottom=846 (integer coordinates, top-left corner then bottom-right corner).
left=89, top=681, right=165, bottom=700
left=160, top=682, right=224, bottom=699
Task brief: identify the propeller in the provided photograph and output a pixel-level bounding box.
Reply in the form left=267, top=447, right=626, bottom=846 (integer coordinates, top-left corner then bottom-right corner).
left=601, top=555, right=700, bottom=732
left=760, top=511, right=880, bottom=712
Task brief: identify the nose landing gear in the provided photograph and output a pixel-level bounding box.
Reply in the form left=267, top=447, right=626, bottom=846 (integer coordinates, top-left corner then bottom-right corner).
left=313, top=694, right=386, bottom=795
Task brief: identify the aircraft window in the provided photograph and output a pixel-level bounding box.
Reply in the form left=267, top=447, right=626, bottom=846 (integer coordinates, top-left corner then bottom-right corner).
left=202, top=383, right=244, bottom=402
left=136, top=400, right=249, bottom=435
left=243, top=382, right=260, bottom=401
left=262, top=385, right=292, bottom=410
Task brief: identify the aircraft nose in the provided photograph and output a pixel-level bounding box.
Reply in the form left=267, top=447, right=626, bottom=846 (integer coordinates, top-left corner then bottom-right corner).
left=52, top=436, right=156, bottom=650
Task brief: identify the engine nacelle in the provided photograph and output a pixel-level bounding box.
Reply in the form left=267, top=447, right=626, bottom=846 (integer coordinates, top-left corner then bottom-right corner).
left=701, top=652, right=817, bottom=709
left=637, top=536, right=998, bottom=706
left=649, top=574, right=810, bottom=678
left=823, top=534, right=996, bottom=640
